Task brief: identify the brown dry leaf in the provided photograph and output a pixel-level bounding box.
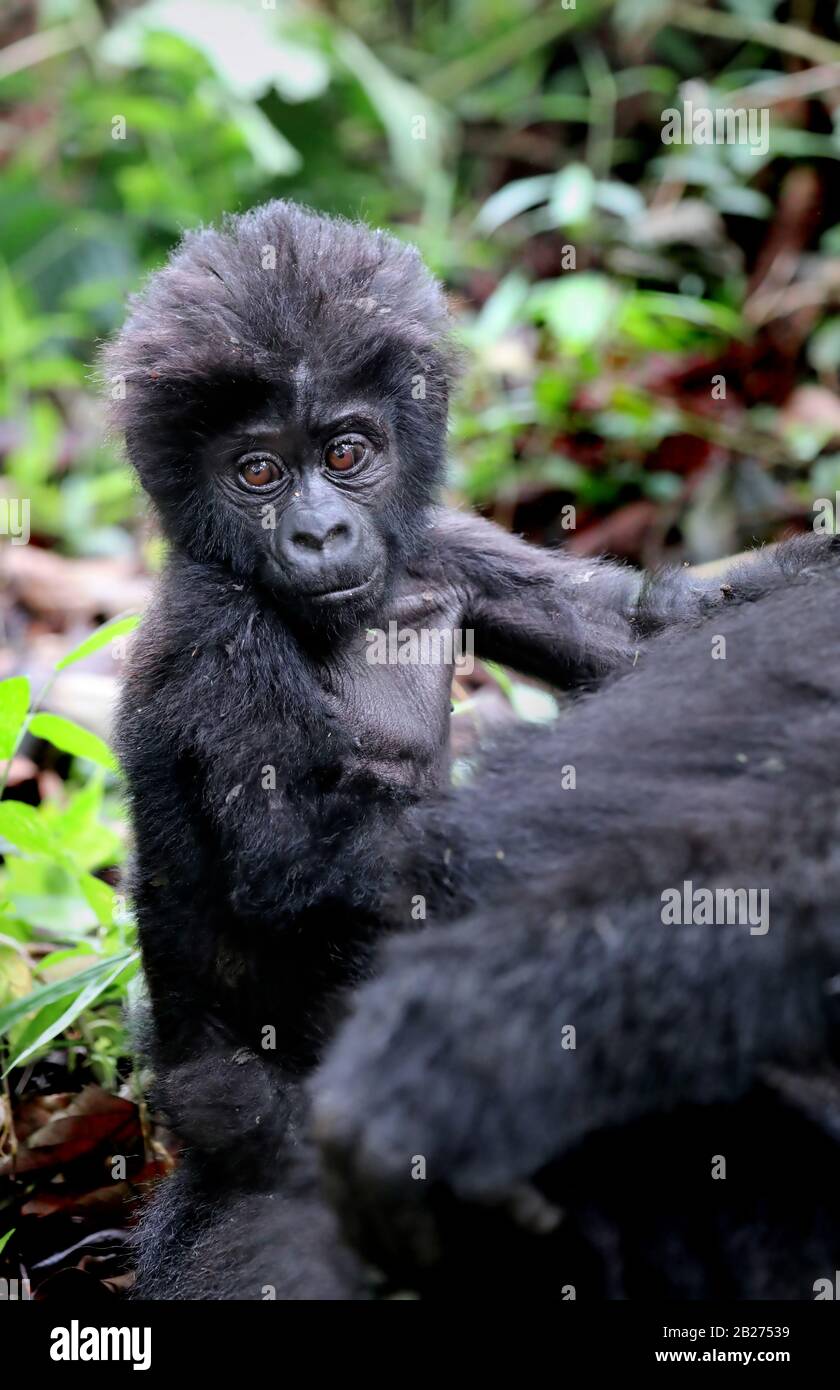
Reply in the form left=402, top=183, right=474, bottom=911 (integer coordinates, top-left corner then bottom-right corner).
left=3, top=1086, right=139, bottom=1176
left=567, top=501, right=661, bottom=559
left=0, top=547, right=150, bottom=625
left=23, top=1179, right=134, bottom=1218
left=12, top=1091, right=74, bottom=1143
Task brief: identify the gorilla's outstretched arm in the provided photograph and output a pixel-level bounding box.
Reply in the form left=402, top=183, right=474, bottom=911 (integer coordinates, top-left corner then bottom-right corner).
left=423, top=507, right=741, bottom=689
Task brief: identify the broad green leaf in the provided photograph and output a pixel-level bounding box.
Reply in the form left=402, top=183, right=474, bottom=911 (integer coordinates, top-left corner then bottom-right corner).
left=621, top=291, right=745, bottom=339
left=530, top=274, right=620, bottom=353
left=474, top=175, right=554, bottom=235
left=102, top=0, right=329, bottom=102
left=3, top=892, right=98, bottom=936
left=468, top=273, right=531, bottom=347
left=0, top=950, right=138, bottom=1038
left=0, top=677, right=30, bottom=761
left=28, top=714, right=118, bottom=772
left=810, top=453, right=840, bottom=499
left=43, top=775, right=122, bottom=870
left=226, top=99, right=300, bottom=176
left=548, top=162, right=595, bottom=227
left=809, top=319, right=840, bottom=375
left=5, top=953, right=139, bottom=1072
left=0, top=946, right=32, bottom=1007
left=594, top=180, right=646, bottom=219
left=509, top=683, right=559, bottom=724
left=38, top=948, right=103, bottom=974
left=8, top=998, right=70, bottom=1066
left=338, top=32, right=449, bottom=192
left=79, top=873, right=116, bottom=927
left=0, top=802, right=60, bottom=859
left=55, top=614, right=141, bottom=671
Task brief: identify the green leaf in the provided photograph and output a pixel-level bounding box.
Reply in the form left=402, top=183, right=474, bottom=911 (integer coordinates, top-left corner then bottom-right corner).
left=0, top=1230, right=14, bottom=1257
left=103, top=0, right=329, bottom=102
left=509, top=683, right=559, bottom=724
left=474, top=175, right=554, bottom=235
left=468, top=273, right=531, bottom=346
left=79, top=873, right=116, bottom=927
left=530, top=274, right=620, bottom=353
left=0, top=945, right=32, bottom=1006
left=622, top=292, right=745, bottom=340
left=8, top=998, right=71, bottom=1068
left=0, top=802, right=60, bottom=859
left=4, top=953, right=139, bottom=1072
left=0, top=951, right=138, bottom=1038
left=225, top=99, right=301, bottom=176
left=28, top=714, right=118, bottom=772
left=44, top=775, right=120, bottom=870
left=0, top=677, right=30, bottom=762
left=547, top=162, right=595, bottom=228
left=55, top=614, right=141, bottom=671
left=809, top=318, right=840, bottom=375
left=337, top=32, right=449, bottom=192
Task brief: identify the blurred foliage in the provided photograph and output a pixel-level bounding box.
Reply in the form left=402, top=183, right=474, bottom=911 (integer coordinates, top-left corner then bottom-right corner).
left=0, top=622, right=140, bottom=1092
left=0, top=0, right=838, bottom=563
left=2, top=0, right=840, bottom=1096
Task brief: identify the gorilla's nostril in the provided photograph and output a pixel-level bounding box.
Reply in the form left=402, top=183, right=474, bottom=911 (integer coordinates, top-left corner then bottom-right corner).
left=323, top=522, right=350, bottom=549
left=291, top=523, right=350, bottom=553
left=291, top=529, right=324, bottom=552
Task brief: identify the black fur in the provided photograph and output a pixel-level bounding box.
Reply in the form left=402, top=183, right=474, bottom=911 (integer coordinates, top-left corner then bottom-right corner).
left=311, top=534, right=840, bottom=1298
left=137, top=534, right=840, bottom=1299
left=108, top=200, right=778, bottom=1298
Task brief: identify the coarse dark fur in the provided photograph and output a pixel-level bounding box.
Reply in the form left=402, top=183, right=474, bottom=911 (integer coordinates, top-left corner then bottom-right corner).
left=137, top=534, right=840, bottom=1299
left=107, top=199, right=795, bottom=1299
left=107, top=200, right=728, bottom=1223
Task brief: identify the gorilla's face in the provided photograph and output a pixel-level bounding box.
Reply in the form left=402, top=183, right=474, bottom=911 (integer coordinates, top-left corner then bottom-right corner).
left=205, top=377, right=398, bottom=625
left=106, top=201, right=455, bottom=621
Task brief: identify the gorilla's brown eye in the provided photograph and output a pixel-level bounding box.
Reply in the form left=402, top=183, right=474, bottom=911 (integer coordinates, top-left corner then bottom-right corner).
left=239, top=455, right=280, bottom=488
left=324, top=439, right=365, bottom=472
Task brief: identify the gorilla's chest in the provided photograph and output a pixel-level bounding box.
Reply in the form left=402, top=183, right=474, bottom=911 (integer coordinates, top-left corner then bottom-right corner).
left=316, top=584, right=463, bottom=792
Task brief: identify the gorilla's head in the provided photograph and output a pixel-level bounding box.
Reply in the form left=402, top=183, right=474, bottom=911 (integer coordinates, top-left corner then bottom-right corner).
left=103, top=201, right=457, bottom=625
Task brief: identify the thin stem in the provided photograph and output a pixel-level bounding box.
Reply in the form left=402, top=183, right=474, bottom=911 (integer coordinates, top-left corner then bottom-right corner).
left=668, top=1, right=840, bottom=67
left=0, top=18, right=98, bottom=81
left=425, top=0, right=617, bottom=104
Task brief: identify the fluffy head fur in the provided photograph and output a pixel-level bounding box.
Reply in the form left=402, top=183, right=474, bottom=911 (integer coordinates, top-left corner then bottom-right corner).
left=102, top=202, right=457, bottom=567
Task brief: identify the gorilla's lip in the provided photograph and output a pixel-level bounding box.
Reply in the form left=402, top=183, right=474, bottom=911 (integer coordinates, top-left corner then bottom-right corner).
left=309, top=571, right=380, bottom=604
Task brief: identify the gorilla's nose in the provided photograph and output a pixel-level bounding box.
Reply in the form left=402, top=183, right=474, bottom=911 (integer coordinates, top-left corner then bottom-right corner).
left=279, top=505, right=360, bottom=575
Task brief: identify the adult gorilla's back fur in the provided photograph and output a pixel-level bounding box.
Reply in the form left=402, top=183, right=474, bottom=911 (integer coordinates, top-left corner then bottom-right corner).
left=138, top=535, right=840, bottom=1299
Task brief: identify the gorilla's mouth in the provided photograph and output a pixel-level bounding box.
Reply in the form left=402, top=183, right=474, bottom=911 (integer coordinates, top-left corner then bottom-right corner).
left=309, top=571, right=381, bottom=605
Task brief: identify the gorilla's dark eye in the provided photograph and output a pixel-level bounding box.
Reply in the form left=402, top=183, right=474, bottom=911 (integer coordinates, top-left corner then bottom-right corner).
left=239, top=454, right=281, bottom=488
left=324, top=439, right=366, bottom=473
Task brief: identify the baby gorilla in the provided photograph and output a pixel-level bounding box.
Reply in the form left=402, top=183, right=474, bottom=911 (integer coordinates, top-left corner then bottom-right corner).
left=108, top=201, right=726, bottom=1292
